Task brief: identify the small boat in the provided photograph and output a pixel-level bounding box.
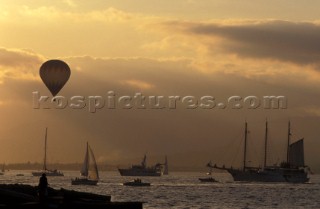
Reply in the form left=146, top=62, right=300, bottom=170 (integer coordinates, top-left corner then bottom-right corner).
left=72, top=177, right=98, bottom=185
left=199, top=177, right=217, bottom=182
left=32, top=128, right=64, bottom=177
left=123, top=179, right=151, bottom=186
left=71, top=142, right=99, bottom=186
left=16, top=174, right=24, bottom=176
left=32, top=169, right=64, bottom=176
left=199, top=161, right=217, bottom=182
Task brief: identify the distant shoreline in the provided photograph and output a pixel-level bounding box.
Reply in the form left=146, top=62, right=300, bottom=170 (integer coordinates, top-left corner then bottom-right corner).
left=3, top=163, right=319, bottom=173
left=2, top=162, right=221, bottom=172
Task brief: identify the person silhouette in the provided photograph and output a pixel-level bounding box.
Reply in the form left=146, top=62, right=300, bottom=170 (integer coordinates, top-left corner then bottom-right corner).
left=38, top=173, right=48, bottom=202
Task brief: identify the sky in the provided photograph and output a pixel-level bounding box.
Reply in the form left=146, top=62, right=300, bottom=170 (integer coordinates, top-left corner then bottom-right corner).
left=0, top=0, right=320, bottom=171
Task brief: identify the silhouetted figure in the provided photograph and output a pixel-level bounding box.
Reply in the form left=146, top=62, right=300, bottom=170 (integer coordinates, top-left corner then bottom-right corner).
left=38, top=173, right=48, bottom=203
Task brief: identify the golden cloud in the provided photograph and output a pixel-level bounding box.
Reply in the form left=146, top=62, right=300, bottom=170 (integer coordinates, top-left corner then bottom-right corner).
left=0, top=5, right=138, bottom=24
left=0, top=47, right=44, bottom=83
left=121, top=79, right=155, bottom=90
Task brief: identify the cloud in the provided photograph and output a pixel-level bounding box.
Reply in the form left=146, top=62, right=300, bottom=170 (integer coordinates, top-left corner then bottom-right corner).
left=2, top=6, right=137, bottom=23
left=0, top=47, right=44, bottom=83
left=0, top=5, right=164, bottom=58
left=145, top=19, right=320, bottom=87
left=121, top=79, right=155, bottom=90
left=163, top=20, right=320, bottom=66
left=62, top=0, right=77, bottom=8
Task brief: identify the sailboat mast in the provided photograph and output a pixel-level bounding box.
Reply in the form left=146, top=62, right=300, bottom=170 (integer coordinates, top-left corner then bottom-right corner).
left=264, top=119, right=268, bottom=168
left=164, top=155, right=169, bottom=175
left=286, top=121, right=291, bottom=163
left=142, top=154, right=147, bottom=168
left=43, top=128, right=48, bottom=171
left=80, top=142, right=90, bottom=177
left=86, top=142, right=90, bottom=176
left=243, top=122, right=248, bottom=171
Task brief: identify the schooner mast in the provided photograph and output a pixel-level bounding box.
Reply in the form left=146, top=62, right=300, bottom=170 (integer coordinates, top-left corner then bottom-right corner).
left=243, top=121, right=248, bottom=171
left=43, top=127, right=48, bottom=171
left=287, top=121, right=291, bottom=164
left=264, top=120, right=268, bottom=168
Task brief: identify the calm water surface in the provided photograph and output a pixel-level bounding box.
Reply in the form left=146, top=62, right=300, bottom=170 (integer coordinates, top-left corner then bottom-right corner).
left=1, top=171, right=319, bottom=209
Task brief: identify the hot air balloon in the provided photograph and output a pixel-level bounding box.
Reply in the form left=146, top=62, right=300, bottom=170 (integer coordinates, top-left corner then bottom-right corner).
left=39, top=60, right=71, bottom=97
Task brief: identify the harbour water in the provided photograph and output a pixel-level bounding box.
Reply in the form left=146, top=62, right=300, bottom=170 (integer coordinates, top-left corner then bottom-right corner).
left=1, top=171, right=319, bottom=209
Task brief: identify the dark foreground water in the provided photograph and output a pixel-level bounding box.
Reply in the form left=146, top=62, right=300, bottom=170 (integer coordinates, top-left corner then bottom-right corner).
left=1, top=171, right=319, bottom=209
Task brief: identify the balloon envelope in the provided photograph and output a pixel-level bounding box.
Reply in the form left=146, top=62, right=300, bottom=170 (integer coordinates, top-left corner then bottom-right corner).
left=39, top=60, right=71, bottom=97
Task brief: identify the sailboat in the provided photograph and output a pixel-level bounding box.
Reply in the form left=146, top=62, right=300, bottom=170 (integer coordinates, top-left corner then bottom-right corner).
left=71, top=142, right=99, bottom=185
left=213, top=121, right=309, bottom=183
left=32, top=128, right=64, bottom=177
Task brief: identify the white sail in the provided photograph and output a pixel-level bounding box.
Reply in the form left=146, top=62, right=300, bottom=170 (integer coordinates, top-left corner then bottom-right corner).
left=88, top=145, right=99, bottom=180
left=80, top=142, right=89, bottom=177
left=289, top=138, right=305, bottom=167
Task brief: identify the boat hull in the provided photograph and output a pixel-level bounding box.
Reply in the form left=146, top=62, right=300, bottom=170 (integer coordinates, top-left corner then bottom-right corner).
left=118, top=168, right=161, bottom=177
left=228, top=168, right=309, bottom=183
left=123, top=182, right=151, bottom=186
left=71, top=178, right=98, bottom=186
left=199, top=177, right=217, bottom=182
